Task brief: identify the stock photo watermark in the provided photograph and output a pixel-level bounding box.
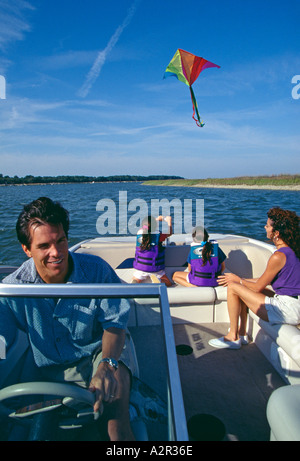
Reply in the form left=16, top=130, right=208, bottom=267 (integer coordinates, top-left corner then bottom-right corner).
left=96, top=191, right=204, bottom=236
left=0, top=75, right=6, bottom=100
left=291, top=75, right=300, bottom=100
left=0, top=335, right=6, bottom=359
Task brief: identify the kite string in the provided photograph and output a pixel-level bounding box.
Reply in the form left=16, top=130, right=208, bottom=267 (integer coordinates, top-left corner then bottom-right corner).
left=189, top=86, right=204, bottom=127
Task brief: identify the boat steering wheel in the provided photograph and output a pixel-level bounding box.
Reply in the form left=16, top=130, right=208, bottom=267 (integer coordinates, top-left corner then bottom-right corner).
left=0, top=381, right=98, bottom=426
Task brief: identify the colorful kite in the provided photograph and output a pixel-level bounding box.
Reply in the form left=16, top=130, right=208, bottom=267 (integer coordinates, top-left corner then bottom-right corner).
left=164, top=49, right=220, bottom=127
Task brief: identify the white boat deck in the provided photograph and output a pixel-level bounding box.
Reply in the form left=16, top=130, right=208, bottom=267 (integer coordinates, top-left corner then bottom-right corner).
left=129, top=321, right=285, bottom=441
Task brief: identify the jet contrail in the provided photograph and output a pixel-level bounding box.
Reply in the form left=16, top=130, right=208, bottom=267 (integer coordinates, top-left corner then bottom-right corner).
left=78, top=0, right=140, bottom=98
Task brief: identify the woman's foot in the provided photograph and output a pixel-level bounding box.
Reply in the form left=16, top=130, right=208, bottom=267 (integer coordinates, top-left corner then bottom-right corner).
left=208, top=336, right=242, bottom=350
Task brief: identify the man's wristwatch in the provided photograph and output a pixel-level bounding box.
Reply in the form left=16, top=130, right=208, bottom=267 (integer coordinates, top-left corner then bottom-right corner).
left=100, top=357, right=119, bottom=371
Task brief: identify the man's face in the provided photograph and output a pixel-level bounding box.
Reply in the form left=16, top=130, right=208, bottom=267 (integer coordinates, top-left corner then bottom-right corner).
left=22, top=223, right=69, bottom=283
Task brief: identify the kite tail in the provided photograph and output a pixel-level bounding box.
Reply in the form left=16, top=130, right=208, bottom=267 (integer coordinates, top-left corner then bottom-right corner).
left=189, top=86, right=204, bottom=127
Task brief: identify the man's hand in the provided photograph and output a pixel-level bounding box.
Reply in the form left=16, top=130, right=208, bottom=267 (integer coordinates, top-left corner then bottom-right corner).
left=89, top=328, right=125, bottom=413
left=89, top=361, right=118, bottom=413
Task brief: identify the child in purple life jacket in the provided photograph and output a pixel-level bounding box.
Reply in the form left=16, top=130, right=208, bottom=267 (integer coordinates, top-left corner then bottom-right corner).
left=132, top=215, right=173, bottom=286
left=172, top=226, right=226, bottom=287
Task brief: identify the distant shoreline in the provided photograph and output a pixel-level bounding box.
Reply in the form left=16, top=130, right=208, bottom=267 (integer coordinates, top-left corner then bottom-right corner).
left=2, top=182, right=299, bottom=191
left=142, top=176, right=300, bottom=191
left=181, top=184, right=300, bottom=191
left=143, top=183, right=300, bottom=191
left=1, top=175, right=299, bottom=191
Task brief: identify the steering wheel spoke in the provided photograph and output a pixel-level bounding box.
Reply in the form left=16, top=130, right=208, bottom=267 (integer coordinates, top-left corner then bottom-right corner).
left=11, top=398, right=63, bottom=419
left=0, top=382, right=96, bottom=425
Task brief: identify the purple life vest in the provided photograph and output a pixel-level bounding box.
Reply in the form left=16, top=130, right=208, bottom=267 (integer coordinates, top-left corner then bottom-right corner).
left=133, top=232, right=165, bottom=272
left=188, top=241, right=221, bottom=287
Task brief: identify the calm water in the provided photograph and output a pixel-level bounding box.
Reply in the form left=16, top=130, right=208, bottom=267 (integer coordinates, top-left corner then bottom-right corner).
left=0, top=182, right=299, bottom=266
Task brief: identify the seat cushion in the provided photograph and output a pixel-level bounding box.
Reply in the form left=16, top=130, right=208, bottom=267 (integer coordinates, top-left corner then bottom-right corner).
left=249, top=312, right=300, bottom=368
left=167, top=286, right=216, bottom=305
left=214, top=286, right=228, bottom=302
left=267, top=384, right=300, bottom=441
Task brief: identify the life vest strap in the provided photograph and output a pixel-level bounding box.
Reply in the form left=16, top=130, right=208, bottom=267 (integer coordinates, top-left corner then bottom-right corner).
left=191, top=270, right=222, bottom=279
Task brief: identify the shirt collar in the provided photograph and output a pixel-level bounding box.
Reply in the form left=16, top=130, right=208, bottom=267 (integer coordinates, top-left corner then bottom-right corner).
left=66, top=252, right=90, bottom=283
left=17, top=252, right=89, bottom=284
left=16, top=258, right=44, bottom=284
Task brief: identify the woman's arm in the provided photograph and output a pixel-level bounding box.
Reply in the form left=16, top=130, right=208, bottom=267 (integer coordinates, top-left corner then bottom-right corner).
left=218, top=251, right=286, bottom=292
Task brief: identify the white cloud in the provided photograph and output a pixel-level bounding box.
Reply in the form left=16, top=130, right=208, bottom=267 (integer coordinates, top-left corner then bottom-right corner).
left=78, top=0, right=141, bottom=98
left=39, top=50, right=98, bottom=71
left=0, top=0, right=34, bottom=51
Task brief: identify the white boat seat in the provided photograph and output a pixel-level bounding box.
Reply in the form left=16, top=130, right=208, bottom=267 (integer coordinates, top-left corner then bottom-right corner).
left=214, top=286, right=228, bottom=302
left=267, top=384, right=300, bottom=441
left=249, top=312, right=300, bottom=369
left=133, top=286, right=216, bottom=306
left=164, top=245, right=190, bottom=266
left=168, top=286, right=216, bottom=305
left=115, top=268, right=216, bottom=305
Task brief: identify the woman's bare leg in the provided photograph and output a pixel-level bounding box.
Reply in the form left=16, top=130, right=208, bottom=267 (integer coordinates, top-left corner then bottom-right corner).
left=225, top=282, right=268, bottom=342
left=239, top=301, right=248, bottom=336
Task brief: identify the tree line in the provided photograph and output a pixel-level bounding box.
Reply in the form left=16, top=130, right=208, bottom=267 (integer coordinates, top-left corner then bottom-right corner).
left=0, top=174, right=183, bottom=185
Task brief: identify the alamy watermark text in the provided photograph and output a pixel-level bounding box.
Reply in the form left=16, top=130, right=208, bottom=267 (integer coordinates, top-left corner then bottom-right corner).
left=96, top=191, right=204, bottom=235
left=0, top=335, right=6, bottom=359
left=292, top=75, right=300, bottom=100
left=0, top=75, right=6, bottom=99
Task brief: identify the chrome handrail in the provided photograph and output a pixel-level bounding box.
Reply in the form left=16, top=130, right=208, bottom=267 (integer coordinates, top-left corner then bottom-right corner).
left=0, top=283, right=167, bottom=298
left=0, top=282, right=189, bottom=441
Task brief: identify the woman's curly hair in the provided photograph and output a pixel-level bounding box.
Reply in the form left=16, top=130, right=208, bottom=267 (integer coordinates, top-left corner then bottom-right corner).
left=267, top=207, right=300, bottom=259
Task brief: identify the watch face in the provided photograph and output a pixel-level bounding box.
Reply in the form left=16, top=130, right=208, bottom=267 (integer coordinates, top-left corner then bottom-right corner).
left=101, top=357, right=118, bottom=369
left=110, top=358, right=118, bottom=369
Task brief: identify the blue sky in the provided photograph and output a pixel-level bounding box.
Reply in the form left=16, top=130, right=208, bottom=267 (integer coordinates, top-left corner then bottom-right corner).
left=0, top=0, right=299, bottom=179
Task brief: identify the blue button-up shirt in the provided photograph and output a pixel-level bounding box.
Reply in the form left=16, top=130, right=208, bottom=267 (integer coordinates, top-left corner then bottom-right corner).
left=0, top=252, right=130, bottom=367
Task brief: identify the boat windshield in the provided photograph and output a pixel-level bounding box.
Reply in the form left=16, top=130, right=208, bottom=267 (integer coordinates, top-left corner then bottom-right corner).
left=0, top=281, right=188, bottom=441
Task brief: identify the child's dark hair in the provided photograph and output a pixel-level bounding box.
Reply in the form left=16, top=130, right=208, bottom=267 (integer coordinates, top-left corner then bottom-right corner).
left=192, top=226, right=213, bottom=266
left=140, top=216, right=159, bottom=251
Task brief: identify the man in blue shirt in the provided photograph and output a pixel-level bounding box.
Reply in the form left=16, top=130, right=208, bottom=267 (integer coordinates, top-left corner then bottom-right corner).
left=1, top=197, right=135, bottom=441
